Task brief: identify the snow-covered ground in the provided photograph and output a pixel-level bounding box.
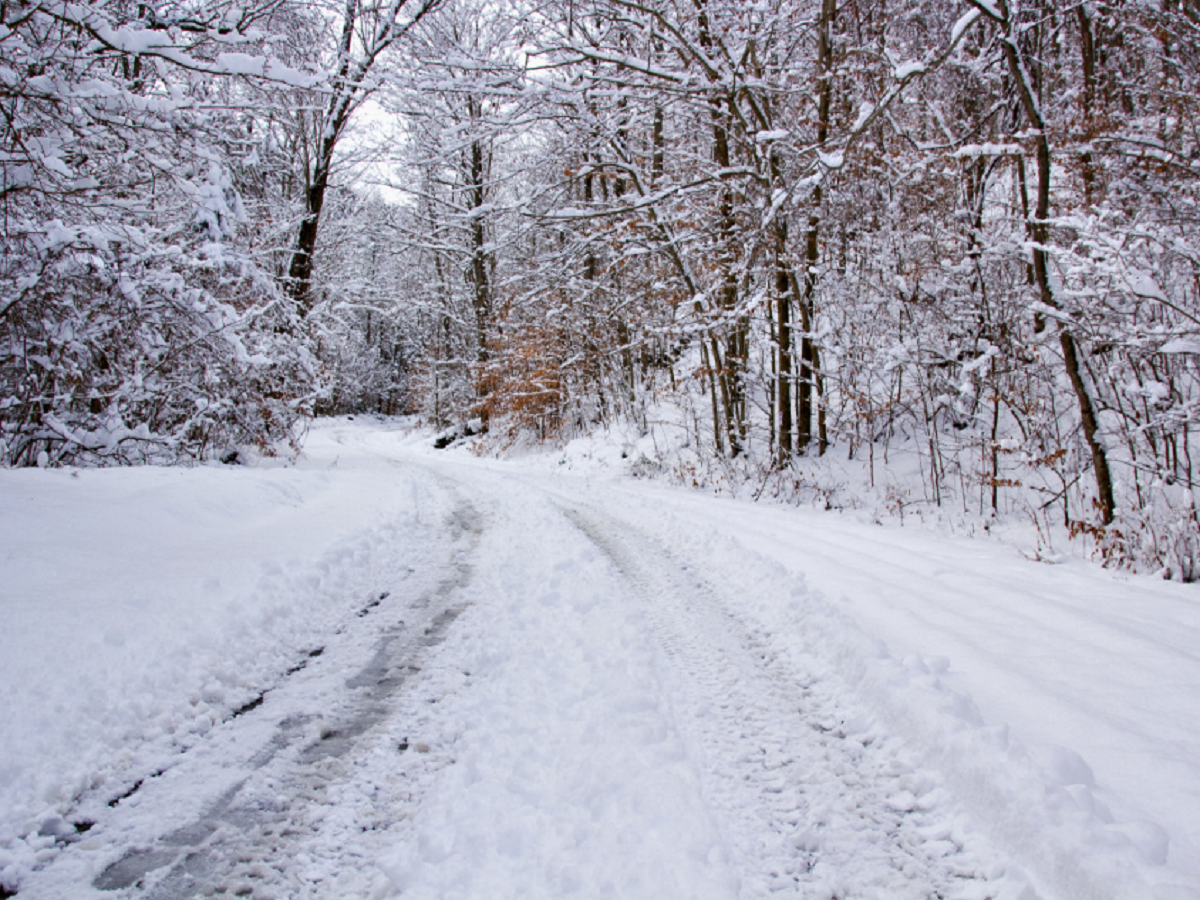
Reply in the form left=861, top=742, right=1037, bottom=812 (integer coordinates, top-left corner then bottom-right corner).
left=1, top=419, right=1197, bottom=899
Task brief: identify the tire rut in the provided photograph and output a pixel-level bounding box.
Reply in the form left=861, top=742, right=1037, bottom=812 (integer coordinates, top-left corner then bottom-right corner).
left=86, top=497, right=483, bottom=900
left=561, top=503, right=1006, bottom=899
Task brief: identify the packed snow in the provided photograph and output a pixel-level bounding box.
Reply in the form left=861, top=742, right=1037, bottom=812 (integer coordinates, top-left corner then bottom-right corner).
left=1, top=418, right=1198, bottom=899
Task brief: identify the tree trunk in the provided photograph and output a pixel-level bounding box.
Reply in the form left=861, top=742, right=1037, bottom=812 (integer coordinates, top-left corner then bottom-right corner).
left=1076, top=5, right=1097, bottom=206
left=469, top=134, right=492, bottom=364
left=697, top=0, right=745, bottom=456
left=798, top=0, right=835, bottom=455
left=775, top=222, right=793, bottom=462
left=285, top=147, right=333, bottom=316
left=284, top=1, right=359, bottom=316
left=980, top=0, right=1116, bottom=523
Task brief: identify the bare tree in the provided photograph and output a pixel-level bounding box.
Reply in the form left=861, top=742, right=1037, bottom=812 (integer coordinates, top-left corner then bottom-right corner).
left=284, top=0, right=442, bottom=315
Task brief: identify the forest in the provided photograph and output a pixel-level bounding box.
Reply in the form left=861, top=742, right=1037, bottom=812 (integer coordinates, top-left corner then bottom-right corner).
left=3, top=0, right=1200, bottom=577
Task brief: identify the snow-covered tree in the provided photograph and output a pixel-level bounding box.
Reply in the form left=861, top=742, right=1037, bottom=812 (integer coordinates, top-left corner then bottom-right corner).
left=0, top=0, right=325, bottom=465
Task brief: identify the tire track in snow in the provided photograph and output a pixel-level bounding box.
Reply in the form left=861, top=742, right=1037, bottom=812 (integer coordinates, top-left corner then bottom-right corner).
left=21, top=484, right=482, bottom=900
left=656, top=494, right=1197, bottom=663
left=608, top=490, right=1200, bottom=799
left=561, top=503, right=1010, bottom=900
left=121, top=497, right=482, bottom=900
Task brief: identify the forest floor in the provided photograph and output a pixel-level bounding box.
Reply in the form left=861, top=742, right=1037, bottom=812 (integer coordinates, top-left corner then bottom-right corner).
left=2, top=418, right=1198, bottom=900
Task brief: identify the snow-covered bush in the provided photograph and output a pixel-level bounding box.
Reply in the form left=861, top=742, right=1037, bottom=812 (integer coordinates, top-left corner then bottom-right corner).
left=1, top=225, right=315, bottom=465
left=0, top=0, right=318, bottom=465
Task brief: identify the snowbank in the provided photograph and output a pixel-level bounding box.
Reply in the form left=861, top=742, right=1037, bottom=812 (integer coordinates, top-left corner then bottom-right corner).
left=0, top=421, right=433, bottom=889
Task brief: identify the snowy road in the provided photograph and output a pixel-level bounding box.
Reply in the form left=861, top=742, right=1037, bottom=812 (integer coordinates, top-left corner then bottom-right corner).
left=3, top=420, right=1198, bottom=899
